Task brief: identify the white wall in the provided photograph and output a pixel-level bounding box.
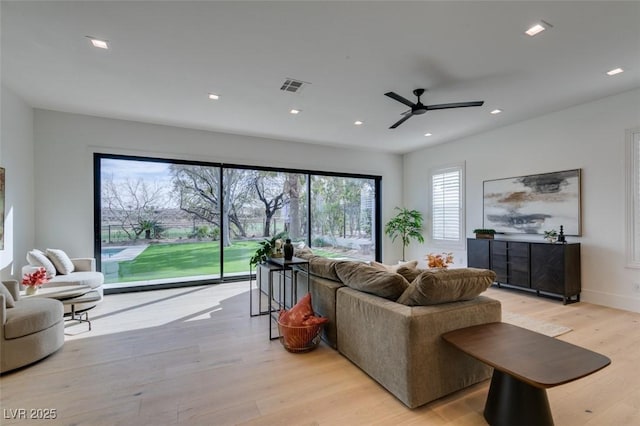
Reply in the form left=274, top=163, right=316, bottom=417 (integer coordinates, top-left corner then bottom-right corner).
left=404, top=88, right=640, bottom=312
left=0, top=85, right=35, bottom=280
left=31, top=109, right=404, bottom=273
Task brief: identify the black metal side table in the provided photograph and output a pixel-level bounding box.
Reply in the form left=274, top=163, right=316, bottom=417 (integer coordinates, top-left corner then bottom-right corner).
left=266, top=256, right=310, bottom=340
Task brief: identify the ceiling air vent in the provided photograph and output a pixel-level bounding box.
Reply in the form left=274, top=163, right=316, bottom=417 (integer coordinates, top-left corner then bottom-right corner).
left=280, top=78, right=308, bottom=93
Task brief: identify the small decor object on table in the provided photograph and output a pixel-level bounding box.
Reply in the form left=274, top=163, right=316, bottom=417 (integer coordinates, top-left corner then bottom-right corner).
left=426, top=252, right=454, bottom=269
left=557, top=225, right=566, bottom=243
left=544, top=229, right=558, bottom=243
left=473, top=228, right=496, bottom=239
left=283, top=238, right=294, bottom=260
left=22, top=267, right=49, bottom=295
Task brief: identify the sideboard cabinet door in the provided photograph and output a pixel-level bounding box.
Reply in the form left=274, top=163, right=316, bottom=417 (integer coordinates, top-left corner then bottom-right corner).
left=530, top=243, right=581, bottom=303
left=467, top=238, right=490, bottom=269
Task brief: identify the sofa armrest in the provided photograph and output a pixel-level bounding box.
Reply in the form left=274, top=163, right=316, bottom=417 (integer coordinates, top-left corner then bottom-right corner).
left=336, top=288, right=501, bottom=408
left=71, top=258, right=96, bottom=272
left=2, top=280, right=20, bottom=300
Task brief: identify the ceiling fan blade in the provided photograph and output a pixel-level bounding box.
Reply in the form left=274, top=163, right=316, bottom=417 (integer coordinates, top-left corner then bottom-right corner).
left=385, top=92, right=416, bottom=108
left=389, top=112, right=414, bottom=129
left=426, top=101, right=484, bottom=111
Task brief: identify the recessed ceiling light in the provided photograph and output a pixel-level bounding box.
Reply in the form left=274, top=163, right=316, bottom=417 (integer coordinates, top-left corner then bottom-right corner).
left=525, top=21, right=552, bottom=37
left=490, top=109, right=502, bottom=115
left=208, top=93, right=220, bottom=100
left=354, top=120, right=363, bottom=126
left=87, top=37, right=109, bottom=49
left=424, top=133, right=433, bottom=137
left=290, top=109, right=301, bottom=115
left=606, top=68, right=624, bottom=76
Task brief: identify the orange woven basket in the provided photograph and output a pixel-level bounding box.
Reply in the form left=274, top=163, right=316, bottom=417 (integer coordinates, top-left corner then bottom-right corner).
left=277, top=321, right=323, bottom=353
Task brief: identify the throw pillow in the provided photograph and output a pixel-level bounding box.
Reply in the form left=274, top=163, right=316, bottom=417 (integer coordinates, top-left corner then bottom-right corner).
left=370, top=260, right=419, bottom=273
left=45, top=248, right=75, bottom=275
left=279, top=293, right=315, bottom=326
left=396, top=268, right=496, bottom=306
left=335, top=262, right=409, bottom=300
left=26, top=249, right=57, bottom=278
left=0, top=283, right=15, bottom=308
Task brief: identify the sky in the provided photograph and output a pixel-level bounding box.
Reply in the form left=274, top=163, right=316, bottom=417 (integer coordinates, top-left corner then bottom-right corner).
left=101, top=158, right=173, bottom=186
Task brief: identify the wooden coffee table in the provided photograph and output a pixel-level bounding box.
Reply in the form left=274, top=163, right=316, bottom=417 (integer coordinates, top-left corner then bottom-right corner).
left=442, top=322, right=610, bottom=426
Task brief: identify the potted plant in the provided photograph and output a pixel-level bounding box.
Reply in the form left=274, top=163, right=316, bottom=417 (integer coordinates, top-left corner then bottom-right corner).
left=384, top=207, right=424, bottom=261
left=473, top=228, right=496, bottom=239
left=249, top=231, right=287, bottom=267
left=543, top=229, right=558, bottom=243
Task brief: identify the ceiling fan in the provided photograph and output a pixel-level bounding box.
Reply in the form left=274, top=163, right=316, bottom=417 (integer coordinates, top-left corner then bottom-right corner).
left=384, top=89, right=484, bottom=129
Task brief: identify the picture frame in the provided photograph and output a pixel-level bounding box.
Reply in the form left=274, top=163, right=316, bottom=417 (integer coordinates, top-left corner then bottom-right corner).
left=483, top=169, right=581, bottom=236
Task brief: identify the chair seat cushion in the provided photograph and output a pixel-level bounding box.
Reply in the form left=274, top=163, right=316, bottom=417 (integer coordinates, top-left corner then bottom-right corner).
left=46, top=271, right=104, bottom=289
left=4, top=298, right=64, bottom=339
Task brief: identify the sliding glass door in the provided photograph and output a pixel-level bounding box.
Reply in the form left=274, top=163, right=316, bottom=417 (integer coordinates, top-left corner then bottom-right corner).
left=95, top=154, right=380, bottom=289
left=311, top=175, right=376, bottom=261
left=99, top=157, right=221, bottom=285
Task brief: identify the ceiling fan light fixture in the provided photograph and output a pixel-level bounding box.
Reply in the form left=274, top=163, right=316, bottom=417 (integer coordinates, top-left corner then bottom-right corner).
left=525, top=21, right=552, bottom=37
left=606, top=68, right=624, bottom=76
left=87, top=37, right=109, bottom=49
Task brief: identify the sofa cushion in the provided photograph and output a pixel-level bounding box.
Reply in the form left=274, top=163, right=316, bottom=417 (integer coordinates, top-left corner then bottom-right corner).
left=395, top=266, right=424, bottom=283
left=294, top=246, right=314, bottom=260
left=396, top=268, right=496, bottom=306
left=308, top=255, right=341, bottom=281
left=4, top=298, right=64, bottom=339
left=370, top=260, right=418, bottom=273
left=335, top=262, right=409, bottom=300
left=0, top=284, right=15, bottom=308
left=46, top=249, right=75, bottom=275
left=46, top=271, right=104, bottom=289
left=26, top=249, right=57, bottom=278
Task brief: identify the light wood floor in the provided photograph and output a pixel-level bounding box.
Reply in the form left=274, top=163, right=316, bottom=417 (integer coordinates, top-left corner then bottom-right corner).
left=1, top=283, right=639, bottom=425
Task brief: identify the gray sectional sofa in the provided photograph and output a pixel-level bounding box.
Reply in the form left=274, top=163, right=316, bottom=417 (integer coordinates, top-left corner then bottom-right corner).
left=260, top=254, right=501, bottom=409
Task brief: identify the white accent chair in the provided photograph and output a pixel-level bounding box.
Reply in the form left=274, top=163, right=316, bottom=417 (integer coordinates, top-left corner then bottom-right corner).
left=22, top=257, right=104, bottom=314
left=1, top=280, right=65, bottom=373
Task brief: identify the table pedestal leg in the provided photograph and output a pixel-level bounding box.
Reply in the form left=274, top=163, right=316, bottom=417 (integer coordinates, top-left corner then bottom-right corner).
left=484, top=370, right=554, bottom=426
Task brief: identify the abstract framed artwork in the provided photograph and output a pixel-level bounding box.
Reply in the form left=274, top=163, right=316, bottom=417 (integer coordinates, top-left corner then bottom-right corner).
left=483, top=169, right=581, bottom=236
left=0, top=167, right=4, bottom=249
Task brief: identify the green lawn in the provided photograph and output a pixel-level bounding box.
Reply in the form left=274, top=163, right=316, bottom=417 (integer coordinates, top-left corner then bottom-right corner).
left=109, top=241, right=260, bottom=283
left=106, top=240, right=364, bottom=284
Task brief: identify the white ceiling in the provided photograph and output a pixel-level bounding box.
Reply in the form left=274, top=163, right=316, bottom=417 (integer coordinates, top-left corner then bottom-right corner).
left=2, top=1, right=639, bottom=154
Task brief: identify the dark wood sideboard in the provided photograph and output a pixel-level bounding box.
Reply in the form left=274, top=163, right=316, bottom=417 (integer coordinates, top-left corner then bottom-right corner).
left=467, top=238, right=581, bottom=304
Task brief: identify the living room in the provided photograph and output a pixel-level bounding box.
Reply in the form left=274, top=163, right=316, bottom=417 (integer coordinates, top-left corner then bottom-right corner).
left=1, top=1, right=639, bottom=424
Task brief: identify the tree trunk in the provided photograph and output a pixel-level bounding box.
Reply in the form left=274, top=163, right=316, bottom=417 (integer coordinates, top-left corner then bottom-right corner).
left=288, top=174, right=301, bottom=239
left=263, top=211, right=274, bottom=237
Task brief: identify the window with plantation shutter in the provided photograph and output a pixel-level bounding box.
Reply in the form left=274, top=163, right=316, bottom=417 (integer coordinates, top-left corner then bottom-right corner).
left=627, top=128, right=640, bottom=268
left=431, top=163, right=465, bottom=246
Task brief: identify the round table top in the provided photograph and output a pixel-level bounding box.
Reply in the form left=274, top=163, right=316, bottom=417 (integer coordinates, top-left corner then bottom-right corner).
left=21, top=284, right=92, bottom=301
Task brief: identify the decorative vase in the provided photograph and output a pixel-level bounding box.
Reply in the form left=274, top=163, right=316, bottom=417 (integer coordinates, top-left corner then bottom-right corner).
left=283, top=239, right=294, bottom=260
left=25, top=285, right=38, bottom=295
